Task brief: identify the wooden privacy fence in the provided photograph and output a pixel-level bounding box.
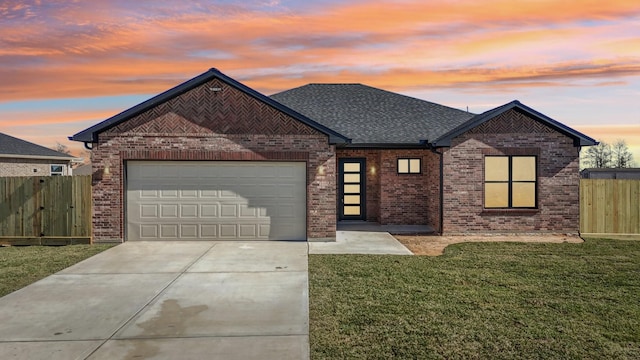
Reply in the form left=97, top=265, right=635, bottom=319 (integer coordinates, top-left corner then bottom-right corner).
left=1, top=176, right=637, bottom=244
left=580, top=179, right=640, bottom=237
left=0, top=176, right=91, bottom=245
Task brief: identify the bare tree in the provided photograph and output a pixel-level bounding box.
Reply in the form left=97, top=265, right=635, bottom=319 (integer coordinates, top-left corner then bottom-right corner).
left=53, top=142, right=71, bottom=155
left=610, top=139, right=635, bottom=168
left=582, top=141, right=611, bottom=168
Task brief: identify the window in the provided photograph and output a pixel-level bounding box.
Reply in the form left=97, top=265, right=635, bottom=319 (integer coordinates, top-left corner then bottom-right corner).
left=484, top=156, right=536, bottom=208
left=397, top=158, right=421, bottom=174
left=50, top=164, right=65, bottom=176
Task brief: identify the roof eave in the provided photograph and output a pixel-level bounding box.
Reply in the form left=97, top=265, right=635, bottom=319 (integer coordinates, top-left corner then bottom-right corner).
left=338, top=142, right=429, bottom=149
left=0, top=154, right=77, bottom=161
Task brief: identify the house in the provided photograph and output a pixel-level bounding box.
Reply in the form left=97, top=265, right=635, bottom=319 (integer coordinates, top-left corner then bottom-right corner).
left=0, top=132, right=76, bottom=176
left=73, top=163, right=93, bottom=176
left=70, top=68, right=597, bottom=242
left=581, top=168, right=640, bottom=179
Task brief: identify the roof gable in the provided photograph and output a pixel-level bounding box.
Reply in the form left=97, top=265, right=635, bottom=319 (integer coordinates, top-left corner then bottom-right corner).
left=0, top=132, right=74, bottom=160
left=432, top=100, right=598, bottom=147
left=100, top=77, right=326, bottom=138
left=271, top=84, right=474, bottom=145
left=70, top=68, right=349, bottom=144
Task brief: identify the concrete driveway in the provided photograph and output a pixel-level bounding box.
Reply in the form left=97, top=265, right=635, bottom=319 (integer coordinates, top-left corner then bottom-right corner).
left=0, top=241, right=309, bottom=360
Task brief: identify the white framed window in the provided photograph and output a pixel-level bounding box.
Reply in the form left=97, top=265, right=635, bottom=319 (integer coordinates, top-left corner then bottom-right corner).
left=397, top=158, right=421, bottom=174
left=50, top=164, right=65, bottom=176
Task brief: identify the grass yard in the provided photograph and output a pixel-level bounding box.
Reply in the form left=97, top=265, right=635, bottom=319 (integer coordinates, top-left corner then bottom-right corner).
left=309, top=239, right=640, bottom=359
left=0, top=244, right=115, bottom=297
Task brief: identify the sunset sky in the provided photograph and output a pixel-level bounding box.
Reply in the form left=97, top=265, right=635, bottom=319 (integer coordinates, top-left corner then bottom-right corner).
left=1, top=0, right=639, bottom=163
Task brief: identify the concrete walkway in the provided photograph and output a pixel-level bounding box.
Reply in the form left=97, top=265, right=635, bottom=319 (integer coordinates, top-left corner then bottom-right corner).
left=309, top=231, right=413, bottom=255
left=0, top=241, right=309, bottom=360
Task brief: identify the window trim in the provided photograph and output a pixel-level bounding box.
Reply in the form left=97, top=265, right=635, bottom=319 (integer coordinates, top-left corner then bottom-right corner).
left=484, top=155, right=537, bottom=209
left=397, top=158, right=422, bottom=174
left=50, top=164, right=65, bottom=176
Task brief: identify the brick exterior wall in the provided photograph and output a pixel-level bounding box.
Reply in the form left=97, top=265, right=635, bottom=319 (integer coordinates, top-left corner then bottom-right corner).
left=337, top=149, right=439, bottom=227
left=441, top=109, right=580, bottom=234
left=91, top=78, right=336, bottom=242
left=424, top=150, right=442, bottom=232
left=0, top=158, right=71, bottom=176
left=380, top=150, right=436, bottom=225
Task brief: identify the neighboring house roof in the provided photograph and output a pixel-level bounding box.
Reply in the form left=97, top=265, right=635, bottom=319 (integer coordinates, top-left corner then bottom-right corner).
left=73, top=163, right=93, bottom=175
left=270, top=84, right=475, bottom=146
left=0, top=132, right=75, bottom=160
left=69, top=68, right=350, bottom=145
left=433, top=100, right=598, bottom=147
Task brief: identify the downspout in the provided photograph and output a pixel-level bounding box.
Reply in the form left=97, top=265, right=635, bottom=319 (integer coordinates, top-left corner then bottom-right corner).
left=423, top=141, right=444, bottom=235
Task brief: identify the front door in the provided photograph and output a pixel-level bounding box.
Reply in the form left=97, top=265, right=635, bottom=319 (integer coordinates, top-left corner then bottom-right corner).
left=339, top=158, right=365, bottom=220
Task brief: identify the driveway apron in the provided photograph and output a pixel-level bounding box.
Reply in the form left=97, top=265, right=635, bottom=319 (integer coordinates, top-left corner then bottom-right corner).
left=0, top=241, right=309, bottom=360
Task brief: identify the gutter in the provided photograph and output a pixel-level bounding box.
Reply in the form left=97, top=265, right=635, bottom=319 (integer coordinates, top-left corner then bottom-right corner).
left=337, top=142, right=432, bottom=149
left=0, top=154, right=79, bottom=161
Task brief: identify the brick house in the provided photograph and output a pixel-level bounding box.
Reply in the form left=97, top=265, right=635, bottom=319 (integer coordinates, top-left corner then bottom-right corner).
left=70, top=68, right=597, bottom=242
left=0, top=132, right=76, bottom=176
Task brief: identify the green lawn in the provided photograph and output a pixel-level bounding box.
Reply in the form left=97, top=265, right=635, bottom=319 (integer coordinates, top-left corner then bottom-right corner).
left=309, top=239, right=640, bottom=359
left=0, top=244, right=115, bottom=297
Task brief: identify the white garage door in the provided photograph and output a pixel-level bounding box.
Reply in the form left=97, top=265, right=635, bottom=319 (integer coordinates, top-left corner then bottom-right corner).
left=126, top=161, right=306, bottom=241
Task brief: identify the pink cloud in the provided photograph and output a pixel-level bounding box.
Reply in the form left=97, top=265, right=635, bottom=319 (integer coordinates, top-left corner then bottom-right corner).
left=1, top=0, right=639, bottom=102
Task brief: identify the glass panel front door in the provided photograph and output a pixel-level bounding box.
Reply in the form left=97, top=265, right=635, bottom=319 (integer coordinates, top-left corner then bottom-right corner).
left=339, top=158, right=365, bottom=220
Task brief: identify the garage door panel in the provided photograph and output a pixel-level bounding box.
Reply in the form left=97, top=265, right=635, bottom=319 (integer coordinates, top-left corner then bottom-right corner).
left=259, top=224, right=270, bottom=237
left=201, top=224, right=217, bottom=237
left=180, top=205, right=198, bottom=218
left=159, top=189, right=178, bottom=198
left=239, top=224, right=257, bottom=237
left=277, top=205, right=295, bottom=218
left=127, top=161, right=306, bottom=241
left=160, top=224, right=178, bottom=238
left=180, top=189, right=198, bottom=198
left=219, top=224, right=237, bottom=238
left=220, top=204, right=237, bottom=217
left=139, top=225, right=158, bottom=238
left=201, top=204, right=218, bottom=217
left=160, top=204, right=178, bottom=218
left=140, top=190, right=158, bottom=198
left=220, top=189, right=238, bottom=198
left=140, top=205, right=158, bottom=218
left=200, top=190, right=217, bottom=198
left=239, top=205, right=257, bottom=218
left=180, top=224, right=198, bottom=238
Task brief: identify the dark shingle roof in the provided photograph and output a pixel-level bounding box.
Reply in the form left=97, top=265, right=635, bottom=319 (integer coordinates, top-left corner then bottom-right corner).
left=70, top=68, right=349, bottom=145
left=270, top=84, right=475, bottom=145
left=0, top=132, right=75, bottom=159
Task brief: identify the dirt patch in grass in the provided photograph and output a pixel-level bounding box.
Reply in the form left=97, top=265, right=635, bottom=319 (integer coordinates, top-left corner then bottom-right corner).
left=394, top=234, right=583, bottom=256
